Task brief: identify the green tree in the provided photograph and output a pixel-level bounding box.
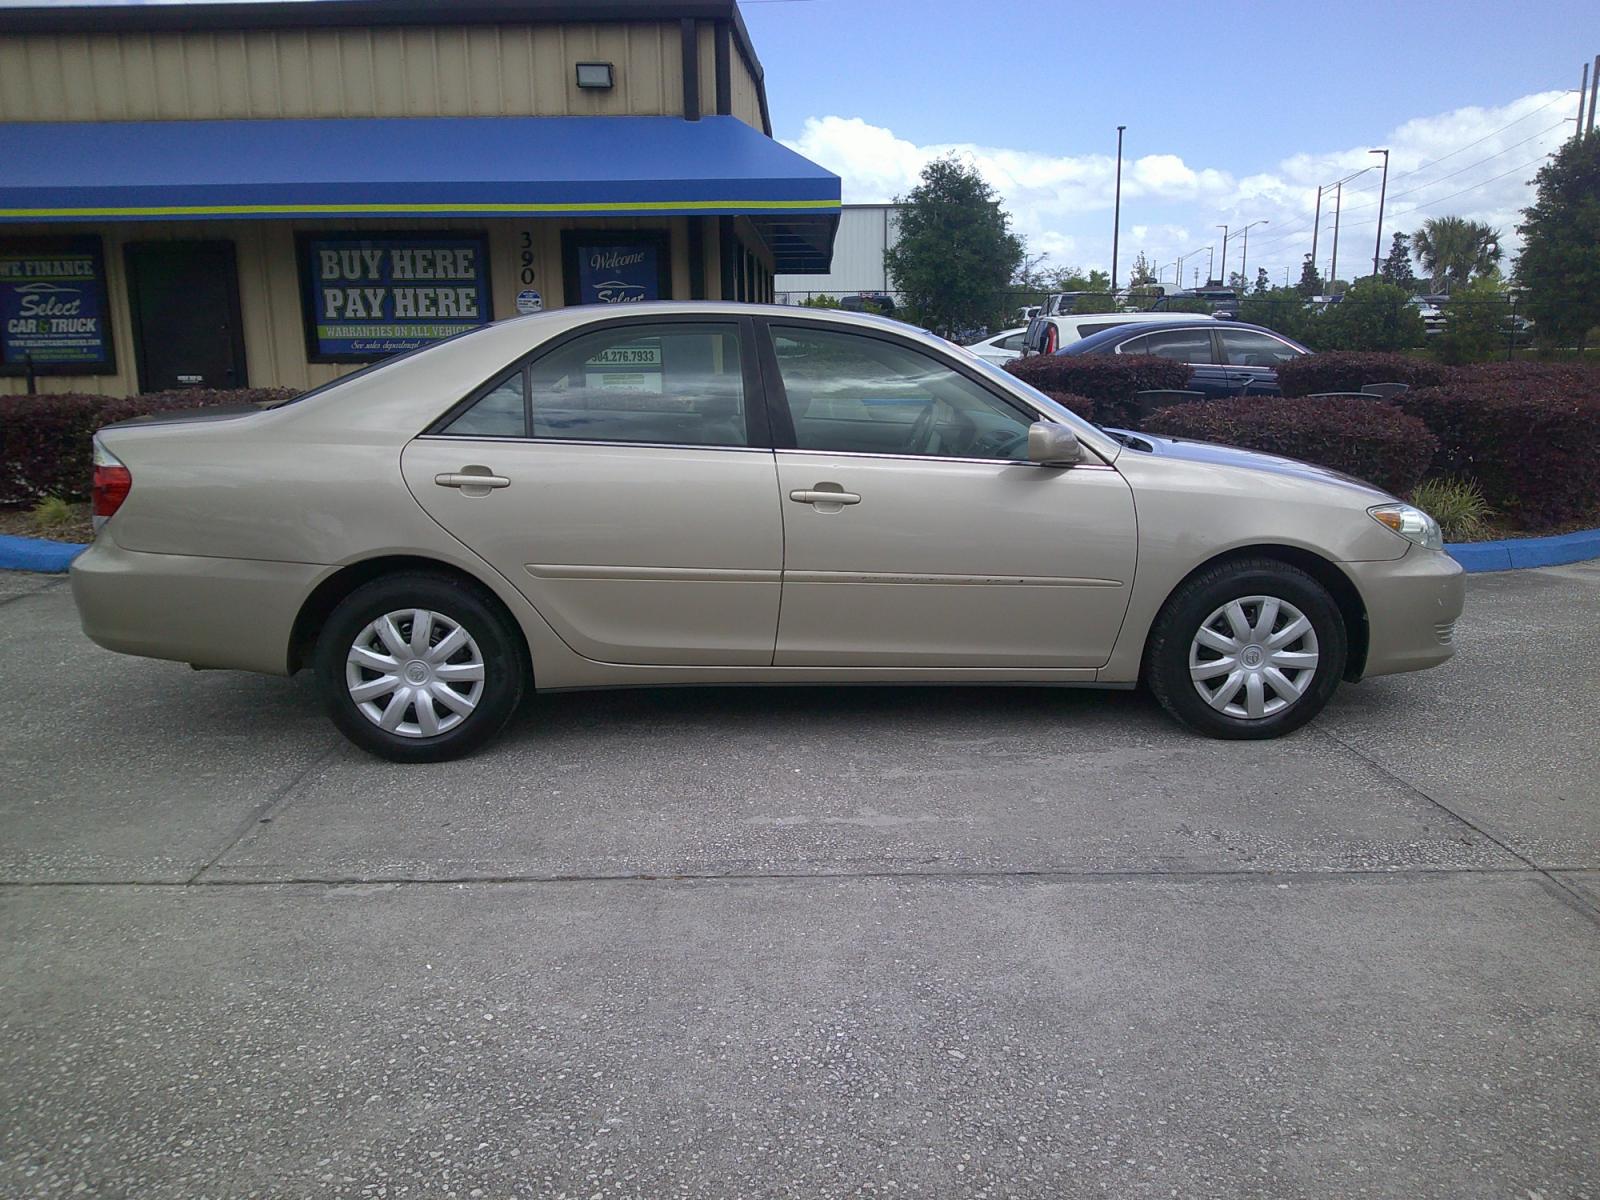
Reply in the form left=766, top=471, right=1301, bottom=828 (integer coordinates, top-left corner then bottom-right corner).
left=884, top=155, right=1024, bottom=338
left=1127, top=251, right=1157, bottom=287
left=1295, top=254, right=1324, bottom=298
left=1435, top=273, right=1510, bottom=364
left=1253, top=267, right=1270, bottom=295
left=1379, top=232, right=1419, bottom=292
left=798, top=293, right=840, bottom=309
left=1516, top=131, right=1600, bottom=354
left=1314, top=278, right=1427, bottom=351
left=1237, top=287, right=1315, bottom=344
left=1412, top=216, right=1502, bottom=290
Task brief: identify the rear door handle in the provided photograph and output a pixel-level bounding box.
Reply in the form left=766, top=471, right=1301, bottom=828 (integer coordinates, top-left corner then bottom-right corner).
left=435, top=472, right=510, bottom=489
left=789, top=488, right=861, bottom=506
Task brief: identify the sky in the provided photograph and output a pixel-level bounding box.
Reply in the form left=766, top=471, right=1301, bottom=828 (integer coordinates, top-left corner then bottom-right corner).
left=743, top=0, right=1596, bottom=287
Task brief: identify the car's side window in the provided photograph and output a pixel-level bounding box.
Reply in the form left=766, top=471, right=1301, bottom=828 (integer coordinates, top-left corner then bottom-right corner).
left=440, top=372, right=526, bottom=437
left=1220, top=329, right=1300, bottom=367
left=1119, top=329, right=1216, bottom=364
left=770, top=325, right=1034, bottom=461
left=523, top=322, right=748, bottom=447
left=997, top=332, right=1027, bottom=351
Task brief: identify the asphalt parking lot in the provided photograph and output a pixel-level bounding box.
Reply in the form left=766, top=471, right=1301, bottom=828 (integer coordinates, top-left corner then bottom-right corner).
left=1, top=563, right=1597, bottom=1199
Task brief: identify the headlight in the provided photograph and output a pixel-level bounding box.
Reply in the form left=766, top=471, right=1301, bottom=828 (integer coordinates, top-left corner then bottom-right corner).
left=1369, top=503, right=1444, bottom=551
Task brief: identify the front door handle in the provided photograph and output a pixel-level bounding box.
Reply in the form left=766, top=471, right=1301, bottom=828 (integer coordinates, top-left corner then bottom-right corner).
left=435, top=471, right=511, bottom=491
left=789, top=488, right=861, bottom=506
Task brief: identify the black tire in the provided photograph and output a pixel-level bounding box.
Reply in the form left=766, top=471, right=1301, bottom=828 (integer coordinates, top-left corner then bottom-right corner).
left=1144, top=558, right=1347, bottom=740
left=314, top=572, right=528, bottom=763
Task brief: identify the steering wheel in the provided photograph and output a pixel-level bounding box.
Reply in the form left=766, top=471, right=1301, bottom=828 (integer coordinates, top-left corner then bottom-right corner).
left=907, top=404, right=938, bottom=454
left=987, top=429, right=1029, bottom=459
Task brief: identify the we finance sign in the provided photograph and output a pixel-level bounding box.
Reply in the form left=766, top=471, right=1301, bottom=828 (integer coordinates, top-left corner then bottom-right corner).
left=301, top=233, right=492, bottom=362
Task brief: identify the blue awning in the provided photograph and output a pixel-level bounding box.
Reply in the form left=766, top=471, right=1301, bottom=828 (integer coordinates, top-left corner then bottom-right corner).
left=0, top=114, right=840, bottom=271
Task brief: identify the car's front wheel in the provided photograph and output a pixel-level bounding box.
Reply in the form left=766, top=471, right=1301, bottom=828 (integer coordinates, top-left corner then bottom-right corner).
left=1145, top=559, right=1348, bottom=740
left=314, top=572, right=527, bottom=762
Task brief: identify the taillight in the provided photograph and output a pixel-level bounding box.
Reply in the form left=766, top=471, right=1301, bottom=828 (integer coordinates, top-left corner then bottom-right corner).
left=91, top=438, right=132, bottom=532
left=1043, top=324, right=1058, bottom=354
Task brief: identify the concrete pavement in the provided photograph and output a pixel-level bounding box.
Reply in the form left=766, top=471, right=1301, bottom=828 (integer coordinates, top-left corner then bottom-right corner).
left=2, top=563, right=1597, bottom=1198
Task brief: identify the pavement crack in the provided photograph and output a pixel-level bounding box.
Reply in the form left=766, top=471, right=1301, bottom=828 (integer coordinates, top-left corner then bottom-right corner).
left=183, top=741, right=343, bottom=885
left=1317, top=727, right=1600, bottom=924
left=0, top=862, right=1577, bottom=892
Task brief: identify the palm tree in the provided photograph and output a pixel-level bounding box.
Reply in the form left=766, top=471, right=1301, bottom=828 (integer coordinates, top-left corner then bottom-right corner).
left=1411, top=216, right=1503, bottom=292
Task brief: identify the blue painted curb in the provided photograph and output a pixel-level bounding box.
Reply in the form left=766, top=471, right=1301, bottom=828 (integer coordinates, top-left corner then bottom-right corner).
left=1447, top=526, right=1600, bottom=573
left=0, top=534, right=88, bottom=574
left=3, top=527, right=1597, bottom=577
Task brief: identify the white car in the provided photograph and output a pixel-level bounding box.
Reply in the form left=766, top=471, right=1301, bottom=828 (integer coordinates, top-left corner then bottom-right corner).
left=1021, top=309, right=1213, bottom=356
left=964, top=328, right=1029, bottom=366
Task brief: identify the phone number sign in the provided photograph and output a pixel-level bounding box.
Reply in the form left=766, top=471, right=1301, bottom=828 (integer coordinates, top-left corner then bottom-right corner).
left=300, top=233, right=492, bottom=361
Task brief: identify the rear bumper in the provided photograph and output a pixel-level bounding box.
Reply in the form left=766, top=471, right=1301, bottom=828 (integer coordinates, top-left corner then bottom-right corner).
left=70, top=536, right=320, bottom=676
left=1345, top=548, right=1466, bottom=678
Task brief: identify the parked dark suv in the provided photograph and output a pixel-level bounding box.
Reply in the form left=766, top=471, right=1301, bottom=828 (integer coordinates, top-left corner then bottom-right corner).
left=1057, top=319, right=1309, bottom=398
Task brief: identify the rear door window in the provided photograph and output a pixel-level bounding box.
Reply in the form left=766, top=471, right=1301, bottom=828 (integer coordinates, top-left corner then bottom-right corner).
left=1219, top=328, right=1301, bottom=366
left=1118, top=329, right=1217, bottom=364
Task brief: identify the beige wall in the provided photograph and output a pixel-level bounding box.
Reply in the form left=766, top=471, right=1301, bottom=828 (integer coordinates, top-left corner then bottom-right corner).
left=0, top=23, right=689, bottom=121
left=0, top=215, right=777, bottom=396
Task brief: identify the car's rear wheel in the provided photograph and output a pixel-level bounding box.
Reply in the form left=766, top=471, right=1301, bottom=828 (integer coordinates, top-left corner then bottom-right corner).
left=1145, top=559, right=1347, bottom=740
left=314, top=572, right=526, bottom=762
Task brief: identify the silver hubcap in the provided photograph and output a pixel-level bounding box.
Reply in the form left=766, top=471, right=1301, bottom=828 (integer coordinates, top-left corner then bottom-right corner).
left=1188, top=595, right=1320, bottom=720
left=345, top=609, right=485, bottom=738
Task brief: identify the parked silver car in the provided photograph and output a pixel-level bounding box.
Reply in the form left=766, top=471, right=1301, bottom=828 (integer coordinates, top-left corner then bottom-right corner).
left=73, top=303, right=1463, bottom=761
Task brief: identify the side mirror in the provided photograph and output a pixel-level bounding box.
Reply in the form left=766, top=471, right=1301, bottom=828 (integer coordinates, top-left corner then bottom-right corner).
left=1027, top=421, right=1085, bottom=467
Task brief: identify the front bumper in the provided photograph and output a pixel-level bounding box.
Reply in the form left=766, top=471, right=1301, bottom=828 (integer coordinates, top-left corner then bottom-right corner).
left=70, top=536, right=321, bottom=676
left=1344, top=547, right=1466, bottom=679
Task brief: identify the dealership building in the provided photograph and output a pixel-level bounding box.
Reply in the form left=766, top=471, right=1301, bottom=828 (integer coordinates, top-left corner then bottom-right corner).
left=0, top=0, right=840, bottom=396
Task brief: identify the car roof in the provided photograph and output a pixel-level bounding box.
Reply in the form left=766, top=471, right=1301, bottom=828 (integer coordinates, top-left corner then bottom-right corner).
left=1057, top=318, right=1281, bottom=352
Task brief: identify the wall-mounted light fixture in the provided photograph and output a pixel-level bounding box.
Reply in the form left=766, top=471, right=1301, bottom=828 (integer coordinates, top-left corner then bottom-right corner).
left=575, top=62, right=614, bottom=90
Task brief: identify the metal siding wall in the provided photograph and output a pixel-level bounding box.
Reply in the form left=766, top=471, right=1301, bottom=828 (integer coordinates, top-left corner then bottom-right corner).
left=0, top=24, right=683, bottom=120
left=774, top=206, right=898, bottom=297
left=729, top=50, right=761, bottom=130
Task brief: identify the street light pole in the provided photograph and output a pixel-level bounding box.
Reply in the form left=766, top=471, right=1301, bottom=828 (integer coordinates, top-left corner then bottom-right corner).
left=1239, top=220, right=1268, bottom=290
left=1216, top=225, right=1228, bottom=287
left=1207, top=244, right=1214, bottom=283
left=1111, top=125, right=1126, bottom=291
left=1370, top=148, right=1390, bottom=280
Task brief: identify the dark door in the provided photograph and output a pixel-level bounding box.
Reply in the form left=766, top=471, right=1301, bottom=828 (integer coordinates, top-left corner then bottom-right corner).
left=124, top=241, right=247, bottom=391
left=1217, top=326, right=1303, bottom=396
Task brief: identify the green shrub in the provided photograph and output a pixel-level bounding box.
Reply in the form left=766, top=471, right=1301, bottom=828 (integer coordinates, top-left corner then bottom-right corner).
left=29, top=495, right=79, bottom=530
left=1312, top=279, right=1427, bottom=352
left=1235, top=288, right=1316, bottom=344
left=1408, top=476, right=1492, bottom=541
left=1435, top=276, right=1511, bottom=365
left=1142, top=394, right=1437, bottom=495
left=798, top=294, right=840, bottom=309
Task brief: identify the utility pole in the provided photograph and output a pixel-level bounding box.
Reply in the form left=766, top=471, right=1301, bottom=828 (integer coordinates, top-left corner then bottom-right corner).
left=1111, top=125, right=1125, bottom=291
left=1582, top=62, right=1591, bottom=137
left=1328, top=181, right=1343, bottom=292
left=1207, top=245, right=1214, bottom=282
left=1590, top=54, right=1599, bottom=132
left=1238, top=220, right=1268, bottom=290
left=1370, top=148, right=1390, bottom=281
left=1216, top=225, right=1228, bottom=287
left=1310, top=185, right=1323, bottom=280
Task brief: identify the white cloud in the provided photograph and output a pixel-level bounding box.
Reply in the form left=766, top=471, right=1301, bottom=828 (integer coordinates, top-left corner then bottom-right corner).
left=783, top=89, right=1577, bottom=284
